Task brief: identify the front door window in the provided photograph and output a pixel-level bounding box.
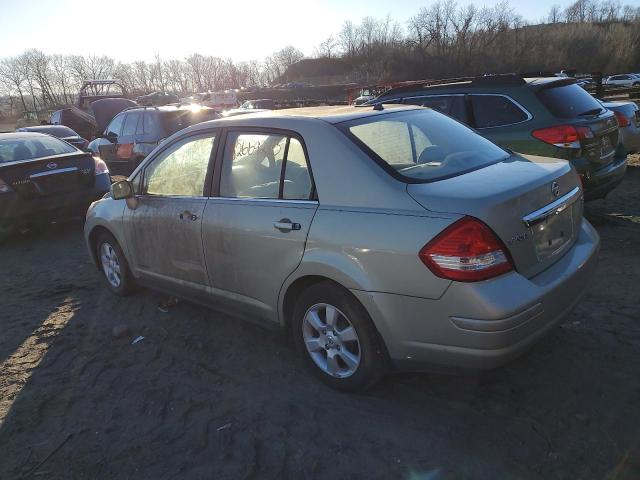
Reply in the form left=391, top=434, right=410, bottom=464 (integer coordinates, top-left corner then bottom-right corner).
left=144, top=135, right=216, bottom=197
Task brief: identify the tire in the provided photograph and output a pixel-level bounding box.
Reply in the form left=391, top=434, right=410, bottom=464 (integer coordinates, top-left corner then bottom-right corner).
left=96, top=231, right=136, bottom=296
left=291, top=281, right=387, bottom=392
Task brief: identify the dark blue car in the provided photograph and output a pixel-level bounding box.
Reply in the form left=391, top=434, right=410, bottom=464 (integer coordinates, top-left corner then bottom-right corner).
left=0, top=132, right=110, bottom=234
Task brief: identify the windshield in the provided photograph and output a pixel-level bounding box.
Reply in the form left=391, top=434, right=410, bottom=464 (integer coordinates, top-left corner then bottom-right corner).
left=0, top=136, right=77, bottom=163
left=537, top=83, right=604, bottom=118
left=340, top=109, right=509, bottom=183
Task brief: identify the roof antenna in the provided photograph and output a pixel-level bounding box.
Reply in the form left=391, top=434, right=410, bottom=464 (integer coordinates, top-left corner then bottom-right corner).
left=373, top=103, right=384, bottom=111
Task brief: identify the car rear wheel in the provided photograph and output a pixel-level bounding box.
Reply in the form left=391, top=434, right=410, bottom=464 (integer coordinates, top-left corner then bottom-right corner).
left=292, top=281, right=387, bottom=392
left=96, top=232, right=135, bottom=296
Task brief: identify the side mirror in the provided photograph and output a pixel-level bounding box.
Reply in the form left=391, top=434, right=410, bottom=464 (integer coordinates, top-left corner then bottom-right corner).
left=105, top=131, right=117, bottom=143
left=111, top=180, right=134, bottom=200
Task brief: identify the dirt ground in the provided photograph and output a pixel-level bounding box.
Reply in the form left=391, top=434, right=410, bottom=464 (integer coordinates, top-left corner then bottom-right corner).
left=1, top=158, right=639, bottom=480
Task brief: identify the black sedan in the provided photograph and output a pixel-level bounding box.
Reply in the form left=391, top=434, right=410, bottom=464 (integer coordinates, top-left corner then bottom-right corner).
left=0, top=132, right=111, bottom=234
left=16, top=125, right=90, bottom=151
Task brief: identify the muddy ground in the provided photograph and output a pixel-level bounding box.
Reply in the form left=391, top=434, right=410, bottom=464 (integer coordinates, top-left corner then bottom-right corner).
left=1, top=158, right=639, bottom=480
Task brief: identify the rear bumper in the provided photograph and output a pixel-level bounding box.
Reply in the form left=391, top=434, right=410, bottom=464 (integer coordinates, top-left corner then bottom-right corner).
left=353, top=219, right=599, bottom=372
left=583, top=154, right=627, bottom=201
left=0, top=173, right=110, bottom=228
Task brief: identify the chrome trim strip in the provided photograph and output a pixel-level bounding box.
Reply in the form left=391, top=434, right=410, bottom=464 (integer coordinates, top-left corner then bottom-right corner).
left=134, top=195, right=318, bottom=205
left=208, top=197, right=319, bottom=205
left=30, top=167, right=78, bottom=178
left=522, top=186, right=581, bottom=227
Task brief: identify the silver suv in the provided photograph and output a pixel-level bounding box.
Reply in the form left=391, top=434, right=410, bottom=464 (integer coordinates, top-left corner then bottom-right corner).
left=84, top=106, right=599, bottom=391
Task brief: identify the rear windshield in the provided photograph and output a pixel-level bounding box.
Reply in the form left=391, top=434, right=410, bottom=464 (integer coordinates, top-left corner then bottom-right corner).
left=0, top=136, right=77, bottom=163
left=340, top=109, right=509, bottom=183
left=162, top=109, right=219, bottom=135
left=537, top=83, right=604, bottom=119
left=20, top=126, right=78, bottom=138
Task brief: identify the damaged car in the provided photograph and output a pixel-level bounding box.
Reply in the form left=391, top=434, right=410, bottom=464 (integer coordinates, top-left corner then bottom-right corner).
left=0, top=132, right=110, bottom=235
left=88, top=104, right=220, bottom=174
left=85, top=105, right=599, bottom=391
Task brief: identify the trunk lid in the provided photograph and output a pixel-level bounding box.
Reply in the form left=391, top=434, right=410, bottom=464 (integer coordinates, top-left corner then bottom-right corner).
left=407, top=154, right=583, bottom=278
left=535, top=80, right=619, bottom=171
left=0, top=152, right=96, bottom=199
left=573, top=112, right=619, bottom=170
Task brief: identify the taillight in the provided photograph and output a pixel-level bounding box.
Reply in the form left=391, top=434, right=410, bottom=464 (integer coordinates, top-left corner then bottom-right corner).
left=531, top=125, right=593, bottom=149
left=419, top=217, right=513, bottom=282
left=94, top=157, right=109, bottom=175
left=0, top=178, right=13, bottom=194
left=613, top=111, right=630, bottom=128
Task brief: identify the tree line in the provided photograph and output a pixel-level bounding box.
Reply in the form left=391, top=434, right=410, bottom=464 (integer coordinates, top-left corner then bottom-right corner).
left=1, top=0, right=639, bottom=116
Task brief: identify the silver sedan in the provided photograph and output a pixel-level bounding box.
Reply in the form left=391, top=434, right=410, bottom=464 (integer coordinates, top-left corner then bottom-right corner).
left=84, top=106, right=599, bottom=391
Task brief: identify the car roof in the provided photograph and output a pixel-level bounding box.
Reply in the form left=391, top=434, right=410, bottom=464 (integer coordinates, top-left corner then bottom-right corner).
left=218, top=105, right=419, bottom=124
left=126, top=104, right=216, bottom=114
left=375, top=76, right=572, bottom=100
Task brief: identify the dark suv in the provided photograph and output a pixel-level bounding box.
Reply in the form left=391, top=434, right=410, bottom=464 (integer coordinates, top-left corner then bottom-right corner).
left=370, top=75, right=627, bottom=200
left=89, top=105, right=219, bottom=174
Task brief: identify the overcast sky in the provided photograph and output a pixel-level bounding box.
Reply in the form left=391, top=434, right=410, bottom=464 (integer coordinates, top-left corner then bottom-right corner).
left=1, top=0, right=639, bottom=62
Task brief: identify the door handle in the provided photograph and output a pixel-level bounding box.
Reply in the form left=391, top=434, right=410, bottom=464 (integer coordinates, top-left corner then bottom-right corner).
left=179, top=211, right=198, bottom=221
left=273, top=219, right=301, bottom=232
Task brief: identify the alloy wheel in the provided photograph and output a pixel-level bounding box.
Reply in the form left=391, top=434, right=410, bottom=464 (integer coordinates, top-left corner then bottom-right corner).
left=100, top=242, right=122, bottom=288
left=302, top=303, right=361, bottom=378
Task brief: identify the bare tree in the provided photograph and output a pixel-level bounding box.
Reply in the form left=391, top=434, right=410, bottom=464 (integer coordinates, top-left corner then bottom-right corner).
left=314, top=36, right=339, bottom=58
left=548, top=4, right=563, bottom=23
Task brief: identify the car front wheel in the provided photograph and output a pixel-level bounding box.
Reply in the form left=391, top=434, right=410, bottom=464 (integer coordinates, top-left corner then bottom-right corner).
left=96, top=232, right=136, bottom=296
left=292, top=281, right=387, bottom=392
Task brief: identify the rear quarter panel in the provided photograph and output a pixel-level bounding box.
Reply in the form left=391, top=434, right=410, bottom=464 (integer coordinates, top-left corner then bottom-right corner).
left=288, top=207, right=456, bottom=299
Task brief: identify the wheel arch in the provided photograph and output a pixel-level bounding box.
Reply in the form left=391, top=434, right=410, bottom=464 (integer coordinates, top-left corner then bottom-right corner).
left=88, top=225, right=112, bottom=269
left=280, top=273, right=392, bottom=371
left=87, top=224, right=129, bottom=271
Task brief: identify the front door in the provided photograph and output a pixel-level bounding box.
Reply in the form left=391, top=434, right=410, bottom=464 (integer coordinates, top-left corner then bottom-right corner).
left=202, top=130, right=318, bottom=322
left=123, top=132, right=218, bottom=298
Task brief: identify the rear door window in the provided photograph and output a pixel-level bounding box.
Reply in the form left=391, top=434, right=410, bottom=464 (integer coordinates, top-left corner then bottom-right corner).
left=282, top=138, right=313, bottom=200
left=402, top=95, right=468, bottom=124
left=219, top=132, right=313, bottom=200
left=537, top=83, right=604, bottom=119
left=143, top=111, right=162, bottom=136
left=471, top=95, right=529, bottom=128
left=162, top=109, right=219, bottom=136
left=122, top=112, right=141, bottom=137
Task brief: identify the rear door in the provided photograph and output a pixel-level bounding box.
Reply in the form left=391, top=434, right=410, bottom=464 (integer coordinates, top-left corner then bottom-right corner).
left=122, top=131, right=218, bottom=298
left=136, top=111, right=163, bottom=158
left=98, top=112, right=125, bottom=163
left=201, top=129, right=318, bottom=322
left=115, top=111, right=141, bottom=163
